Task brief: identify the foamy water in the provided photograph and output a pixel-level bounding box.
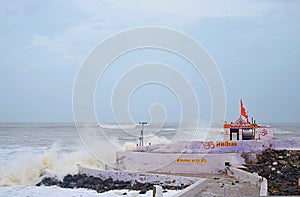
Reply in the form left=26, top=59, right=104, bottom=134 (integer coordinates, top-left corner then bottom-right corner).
left=1, top=186, right=179, bottom=197
left=0, top=123, right=299, bottom=196
left=0, top=123, right=101, bottom=187
left=0, top=123, right=182, bottom=196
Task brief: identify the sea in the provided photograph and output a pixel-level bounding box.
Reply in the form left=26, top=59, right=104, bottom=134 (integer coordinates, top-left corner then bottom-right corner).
left=0, top=122, right=299, bottom=196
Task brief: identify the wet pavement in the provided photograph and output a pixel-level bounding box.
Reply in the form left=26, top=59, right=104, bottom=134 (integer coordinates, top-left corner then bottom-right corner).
left=197, top=174, right=259, bottom=197
left=176, top=173, right=260, bottom=197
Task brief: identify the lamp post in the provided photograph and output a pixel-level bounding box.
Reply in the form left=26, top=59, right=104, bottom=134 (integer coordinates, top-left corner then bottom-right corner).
left=138, top=122, right=147, bottom=146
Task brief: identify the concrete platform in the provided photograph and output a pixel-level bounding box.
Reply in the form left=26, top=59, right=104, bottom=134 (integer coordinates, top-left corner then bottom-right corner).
left=116, top=151, right=245, bottom=174
left=116, top=140, right=299, bottom=174
left=196, top=174, right=260, bottom=197
left=77, top=165, right=261, bottom=197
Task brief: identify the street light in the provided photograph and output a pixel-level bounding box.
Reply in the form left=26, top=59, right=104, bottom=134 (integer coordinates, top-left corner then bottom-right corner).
left=138, top=122, right=147, bottom=146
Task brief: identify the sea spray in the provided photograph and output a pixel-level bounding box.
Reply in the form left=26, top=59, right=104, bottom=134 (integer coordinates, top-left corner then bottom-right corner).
left=0, top=147, right=102, bottom=187
left=0, top=134, right=173, bottom=187
left=123, top=135, right=171, bottom=150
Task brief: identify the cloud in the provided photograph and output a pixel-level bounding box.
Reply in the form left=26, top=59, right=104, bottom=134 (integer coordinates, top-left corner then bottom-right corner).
left=26, top=21, right=112, bottom=67
left=30, top=34, right=51, bottom=48
left=9, top=0, right=298, bottom=70
left=113, top=0, right=262, bottom=18
left=25, top=0, right=281, bottom=60
left=78, top=0, right=285, bottom=19
left=1, top=0, right=300, bottom=122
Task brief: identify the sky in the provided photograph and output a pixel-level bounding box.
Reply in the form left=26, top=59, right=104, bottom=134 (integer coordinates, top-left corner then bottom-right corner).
left=1, top=0, right=300, bottom=123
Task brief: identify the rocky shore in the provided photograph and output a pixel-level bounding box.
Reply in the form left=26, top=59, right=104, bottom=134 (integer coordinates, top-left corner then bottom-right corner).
left=36, top=173, right=190, bottom=194
left=242, top=148, right=300, bottom=196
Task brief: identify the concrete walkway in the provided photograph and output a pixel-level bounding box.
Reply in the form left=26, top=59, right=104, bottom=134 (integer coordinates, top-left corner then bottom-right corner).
left=176, top=173, right=260, bottom=197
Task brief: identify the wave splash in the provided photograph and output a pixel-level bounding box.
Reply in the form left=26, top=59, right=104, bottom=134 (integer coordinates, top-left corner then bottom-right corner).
left=0, top=147, right=103, bottom=187
left=0, top=134, right=172, bottom=187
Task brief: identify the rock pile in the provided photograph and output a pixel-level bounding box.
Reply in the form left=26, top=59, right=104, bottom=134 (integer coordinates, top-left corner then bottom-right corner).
left=36, top=173, right=189, bottom=194
left=243, top=148, right=300, bottom=196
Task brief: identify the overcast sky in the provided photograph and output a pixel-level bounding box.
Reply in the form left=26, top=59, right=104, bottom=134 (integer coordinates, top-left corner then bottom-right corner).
left=1, top=0, right=300, bottom=123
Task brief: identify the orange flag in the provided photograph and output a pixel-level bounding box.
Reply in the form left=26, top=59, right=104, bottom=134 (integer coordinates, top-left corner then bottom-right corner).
left=240, top=99, right=248, bottom=119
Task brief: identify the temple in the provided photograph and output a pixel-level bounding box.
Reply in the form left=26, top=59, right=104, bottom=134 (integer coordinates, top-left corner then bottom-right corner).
left=224, top=100, right=273, bottom=141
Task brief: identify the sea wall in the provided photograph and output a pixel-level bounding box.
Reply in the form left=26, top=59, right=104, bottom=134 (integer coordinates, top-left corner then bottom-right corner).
left=116, top=152, right=245, bottom=174
left=136, top=140, right=298, bottom=154
left=78, top=165, right=202, bottom=186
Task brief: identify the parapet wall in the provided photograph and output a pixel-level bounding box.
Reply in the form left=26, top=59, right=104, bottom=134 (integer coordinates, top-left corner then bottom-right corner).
left=116, top=151, right=245, bottom=174
left=173, top=179, right=207, bottom=197
left=78, top=165, right=201, bottom=186
left=136, top=140, right=298, bottom=154
left=77, top=165, right=264, bottom=196
left=226, top=167, right=268, bottom=196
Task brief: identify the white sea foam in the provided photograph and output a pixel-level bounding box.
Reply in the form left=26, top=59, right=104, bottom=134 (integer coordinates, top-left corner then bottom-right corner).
left=273, top=128, right=292, bottom=134
left=0, top=147, right=103, bottom=187
left=0, top=134, right=174, bottom=187
left=99, top=123, right=137, bottom=130
left=119, top=135, right=172, bottom=151
left=0, top=186, right=179, bottom=197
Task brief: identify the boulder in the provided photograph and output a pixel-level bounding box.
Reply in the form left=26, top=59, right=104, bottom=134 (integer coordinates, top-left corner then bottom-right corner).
left=242, top=148, right=300, bottom=196
left=36, top=173, right=190, bottom=194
